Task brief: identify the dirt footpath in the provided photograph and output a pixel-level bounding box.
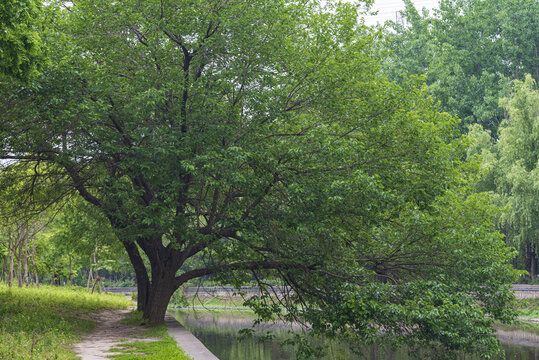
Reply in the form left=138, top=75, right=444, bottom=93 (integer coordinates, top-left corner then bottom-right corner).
left=73, top=309, right=159, bottom=360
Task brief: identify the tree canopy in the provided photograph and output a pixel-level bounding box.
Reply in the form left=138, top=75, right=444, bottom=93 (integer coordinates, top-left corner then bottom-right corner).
left=0, top=0, right=518, bottom=357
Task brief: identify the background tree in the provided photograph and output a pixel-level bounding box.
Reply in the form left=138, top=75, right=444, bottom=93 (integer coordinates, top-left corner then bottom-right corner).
left=46, top=197, right=130, bottom=288
left=384, top=0, right=539, bottom=134
left=390, top=0, right=539, bottom=282
left=0, top=242, right=7, bottom=282
left=498, top=76, right=539, bottom=279
left=0, top=0, right=44, bottom=79
left=467, top=75, right=539, bottom=280
left=0, top=0, right=519, bottom=357
left=0, top=163, right=54, bottom=287
left=0, top=216, right=46, bottom=287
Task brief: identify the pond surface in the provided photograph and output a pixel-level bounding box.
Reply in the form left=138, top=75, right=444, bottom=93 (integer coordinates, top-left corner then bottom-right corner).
left=174, top=310, right=539, bottom=360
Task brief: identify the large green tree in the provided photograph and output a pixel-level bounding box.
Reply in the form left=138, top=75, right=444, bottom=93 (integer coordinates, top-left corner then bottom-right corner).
left=384, top=0, right=539, bottom=134
left=0, top=0, right=517, bottom=356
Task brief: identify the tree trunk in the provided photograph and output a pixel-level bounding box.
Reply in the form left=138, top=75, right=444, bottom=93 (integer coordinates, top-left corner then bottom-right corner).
left=88, top=240, right=99, bottom=290
left=531, top=248, right=537, bottom=280
left=8, top=235, right=14, bottom=287
left=87, top=267, right=93, bottom=290
left=50, top=262, right=56, bottom=286
left=2, top=254, right=7, bottom=283
left=139, top=239, right=185, bottom=323
left=68, top=255, right=73, bottom=286
left=123, top=241, right=150, bottom=312
left=23, top=240, right=29, bottom=287
left=143, top=272, right=178, bottom=323
left=30, top=243, right=39, bottom=287
left=91, top=273, right=101, bottom=294
left=16, top=239, right=23, bottom=287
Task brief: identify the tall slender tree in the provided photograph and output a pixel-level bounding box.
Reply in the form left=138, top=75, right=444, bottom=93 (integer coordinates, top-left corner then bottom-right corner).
left=467, top=75, right=539, bottom=279
left=498, top=75, right=539, bottom=279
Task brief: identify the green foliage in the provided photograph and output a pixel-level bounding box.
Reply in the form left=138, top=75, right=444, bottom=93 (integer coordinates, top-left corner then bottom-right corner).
left=0, top=0, right=44, bottom=79
left=384, top=0, right=539, bottom=134
left=169, top=288, right=189, bottom=308
left=0, top=284, right=130, bottom=359
left=45, top=196, right=132, bottom=277
left=249, top=189, right=519, bottom=359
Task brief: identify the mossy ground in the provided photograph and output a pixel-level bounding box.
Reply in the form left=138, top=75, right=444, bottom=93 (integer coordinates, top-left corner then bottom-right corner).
left=0, top=284, right=131, bottom=360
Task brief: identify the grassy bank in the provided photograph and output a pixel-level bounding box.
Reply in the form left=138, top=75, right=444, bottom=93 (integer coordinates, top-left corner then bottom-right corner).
left=515, top=298, right=539, bottom=319
left=0, top=284, right=130, bottom=360
left=170, top=294, right=255, bottom=314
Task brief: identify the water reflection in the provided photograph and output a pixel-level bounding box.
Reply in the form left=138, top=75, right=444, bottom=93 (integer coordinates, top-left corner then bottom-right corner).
left=174, top=310, right=539, bottom=360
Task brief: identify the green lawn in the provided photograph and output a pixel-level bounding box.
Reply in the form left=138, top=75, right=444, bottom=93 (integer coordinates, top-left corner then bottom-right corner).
left=0, top=284, right=130, bottom=359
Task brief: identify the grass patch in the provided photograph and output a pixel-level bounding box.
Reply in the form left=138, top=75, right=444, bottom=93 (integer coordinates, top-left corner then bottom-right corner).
left=0, top=283, right=131, bottom=360
left=513, top=320, right=539, bottom=334
left=515, top=298, right=539, bottom=318
left=109, top=311, right=192, bottom=360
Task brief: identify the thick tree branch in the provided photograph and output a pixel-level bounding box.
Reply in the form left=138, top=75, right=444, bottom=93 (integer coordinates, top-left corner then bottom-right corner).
left=174, top=260, right=308, bottom=286
left=59, top=162, right=102, bottom=207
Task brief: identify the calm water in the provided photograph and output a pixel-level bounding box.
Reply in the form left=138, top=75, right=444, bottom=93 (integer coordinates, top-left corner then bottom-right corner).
left=174, top=310, right=539, bottom=360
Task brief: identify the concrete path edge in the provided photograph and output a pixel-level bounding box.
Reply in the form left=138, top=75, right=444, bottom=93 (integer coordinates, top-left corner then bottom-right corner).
left=165, top=312, right=220, bottom=360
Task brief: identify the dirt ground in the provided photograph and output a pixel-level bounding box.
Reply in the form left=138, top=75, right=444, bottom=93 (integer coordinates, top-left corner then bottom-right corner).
left=73, top=309, right=159, bottom=360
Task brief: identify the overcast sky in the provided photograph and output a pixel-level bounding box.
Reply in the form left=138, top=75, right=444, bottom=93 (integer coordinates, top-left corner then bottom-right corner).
left=363, top=0, right=440, bottom=25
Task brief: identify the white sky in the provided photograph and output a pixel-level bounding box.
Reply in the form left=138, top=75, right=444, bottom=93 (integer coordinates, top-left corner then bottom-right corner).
left=363, top=0, right=440, bottom=25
